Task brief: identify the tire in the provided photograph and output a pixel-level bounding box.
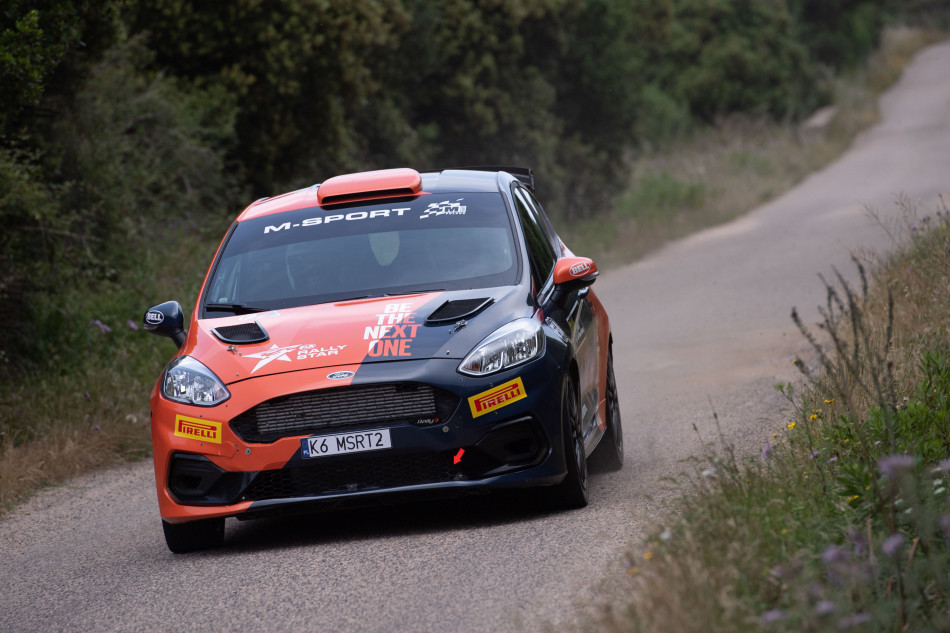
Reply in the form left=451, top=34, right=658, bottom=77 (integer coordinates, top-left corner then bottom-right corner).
left=162, top=517, right=225, bottom=554
left=547, top=375, right=589, bottom=510
left=590, top=349, right=624, bottom=472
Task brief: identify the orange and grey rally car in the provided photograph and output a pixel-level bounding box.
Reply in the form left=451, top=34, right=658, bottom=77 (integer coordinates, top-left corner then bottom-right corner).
left=143, top=167, right=623, bottom=553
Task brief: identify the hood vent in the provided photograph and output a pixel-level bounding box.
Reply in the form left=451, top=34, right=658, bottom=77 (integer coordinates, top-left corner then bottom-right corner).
left=426, top=298, right=493, bottom=324
left=212, top=322, right=269, bottom=345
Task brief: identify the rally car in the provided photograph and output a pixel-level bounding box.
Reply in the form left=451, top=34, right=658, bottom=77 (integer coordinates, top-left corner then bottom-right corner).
left=143, top=167, right=623, bottom=553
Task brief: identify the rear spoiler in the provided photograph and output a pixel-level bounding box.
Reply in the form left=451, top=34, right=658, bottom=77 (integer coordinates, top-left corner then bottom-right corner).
left=427, top=166, right=535, bottom=192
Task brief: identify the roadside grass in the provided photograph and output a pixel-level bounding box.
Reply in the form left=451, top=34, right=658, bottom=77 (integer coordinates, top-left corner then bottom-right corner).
left=592, top=200, right=950, bottom=632
left=561, top=25, right=945, bottom=268
left=0, top=218, right=224, bottom=511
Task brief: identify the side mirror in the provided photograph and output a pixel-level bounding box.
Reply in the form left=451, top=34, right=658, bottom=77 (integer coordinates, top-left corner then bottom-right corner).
left=143, top=301, right=187, bottom=348
left=552, top=257, right=599, bottom=289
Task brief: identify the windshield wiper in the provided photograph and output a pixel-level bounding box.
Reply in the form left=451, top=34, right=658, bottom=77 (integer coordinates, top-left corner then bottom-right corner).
left=204, top=303, right=271, bottom=315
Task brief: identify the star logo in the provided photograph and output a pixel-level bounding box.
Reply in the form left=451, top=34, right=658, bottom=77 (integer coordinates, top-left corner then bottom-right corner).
left=245, top=344, right=300, bottom=374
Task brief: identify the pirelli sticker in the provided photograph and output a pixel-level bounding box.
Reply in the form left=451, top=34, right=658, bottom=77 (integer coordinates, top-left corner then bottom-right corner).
left=174, top=415, right=222, bottom=444
left=468, top=378, right=527, bottom=419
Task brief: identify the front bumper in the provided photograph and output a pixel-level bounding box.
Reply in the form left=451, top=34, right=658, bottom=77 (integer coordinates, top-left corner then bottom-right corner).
left=151, top=357, right=569, bottom=523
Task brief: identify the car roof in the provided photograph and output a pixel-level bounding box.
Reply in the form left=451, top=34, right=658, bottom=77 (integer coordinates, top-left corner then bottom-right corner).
left=421, top=169, right=506, bottom=193
left=235, top=168, right=527, bottom=222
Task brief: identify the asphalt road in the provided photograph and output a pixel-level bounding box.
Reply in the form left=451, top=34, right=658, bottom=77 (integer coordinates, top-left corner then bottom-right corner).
left=3, top=41, right=949, bottom=633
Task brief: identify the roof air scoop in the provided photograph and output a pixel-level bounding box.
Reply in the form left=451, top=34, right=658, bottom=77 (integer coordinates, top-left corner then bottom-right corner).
left=426, top=298, right=493, bottom=324
left=317, top=168, right=423, bottom=206
left=212, top=322, right=269, bottom=345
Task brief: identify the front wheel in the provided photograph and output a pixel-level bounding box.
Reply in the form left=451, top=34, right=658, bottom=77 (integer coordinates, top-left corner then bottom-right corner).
left=547, top=375, right=589, bottom=510
left=162, top=517, right=225, bottom=554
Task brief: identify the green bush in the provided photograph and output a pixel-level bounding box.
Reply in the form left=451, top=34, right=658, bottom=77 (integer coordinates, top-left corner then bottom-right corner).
left=0, top=30, right=239, bottom=375
left=118, top=0, right=897, bottom=220
left=617, top=172, right=707, bottom=224
left=792, top=0, right=898, bottom=70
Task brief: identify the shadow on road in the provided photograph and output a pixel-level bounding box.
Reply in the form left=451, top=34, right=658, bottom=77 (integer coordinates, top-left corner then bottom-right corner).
left=215, top=473, right=615, bottom=555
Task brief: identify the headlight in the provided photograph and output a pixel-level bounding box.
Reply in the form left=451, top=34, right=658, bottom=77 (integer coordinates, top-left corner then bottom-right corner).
left=162, top=356, right=230, bottom=406
left=458, top=319, right=545, bottom=376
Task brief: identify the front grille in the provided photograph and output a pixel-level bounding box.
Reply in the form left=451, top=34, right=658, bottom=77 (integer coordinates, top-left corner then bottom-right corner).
left=240, top=452, right=462, bottom=501
left=231, top=383, right=459, bottom=443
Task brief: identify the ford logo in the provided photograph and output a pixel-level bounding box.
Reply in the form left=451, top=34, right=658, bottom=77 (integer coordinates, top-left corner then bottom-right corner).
left=327, top=371, right=355, bottom=380
left=145, top=311, right=164, bottom=325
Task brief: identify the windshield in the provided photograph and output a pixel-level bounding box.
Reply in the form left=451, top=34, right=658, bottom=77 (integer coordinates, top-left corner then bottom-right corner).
left=202, top=192, right=519, bottom=316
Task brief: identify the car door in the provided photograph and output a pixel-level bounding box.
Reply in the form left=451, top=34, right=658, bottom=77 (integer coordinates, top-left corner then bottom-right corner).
left=511, top=185, right=602, bottom=444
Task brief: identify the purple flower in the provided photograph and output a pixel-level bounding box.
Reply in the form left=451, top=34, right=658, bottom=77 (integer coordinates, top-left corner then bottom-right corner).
left=882, top=533, right=905, bottom=558
left=763, top=442, right=772, bottom=460
left=94, top=424, right=101, bottom=431
left=90, top=319, right=111, bottom=334
left=936, top=457, right=950, bottom=473
left=838, top=612, right=871, bottom=629
left=811, top=450, right=820, bottom=459
left=771, top=560, right=803, bottom=580
left=821, top=545, right=848, bottom=566
left=761, top=609, right=786, bottom=624
left=940, top=515, right=950, bottom=545
left=127, top=320, right=139, bottom=331
left=828, top=456, right=838, bottom=463
left=847, top=528, right=867, bottom=557
left=878, top=454, right=916, bottom=479
left=814, top=600, right=836, bottom=616
left=84, top=391, right=91, bottom=399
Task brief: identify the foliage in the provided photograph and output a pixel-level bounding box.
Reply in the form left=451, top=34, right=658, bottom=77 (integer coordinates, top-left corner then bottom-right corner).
left=595, top=204, right=950, bottom=632
left=639, top=0, right=824, bottom=122
left=120, top=0, right=415, bottom=193
left=791, top=0, right=899, bottom=70
left=0, top=30, right=239, bottom=374
left=610, top=171, right=707, bottom=228
left=903, top=0, right=950, bottom=27
left=117, top=0, right=902, bottom=217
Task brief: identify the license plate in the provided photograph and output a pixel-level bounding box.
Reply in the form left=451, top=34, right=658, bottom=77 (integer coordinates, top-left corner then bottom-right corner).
left=300, top=429, right=392, bottom=459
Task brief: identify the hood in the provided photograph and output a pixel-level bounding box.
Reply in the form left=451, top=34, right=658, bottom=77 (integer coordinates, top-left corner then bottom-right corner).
left=185, top=288, right=528, bottom=384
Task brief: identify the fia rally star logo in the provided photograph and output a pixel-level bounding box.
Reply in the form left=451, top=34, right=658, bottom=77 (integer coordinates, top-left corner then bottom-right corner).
left=245, top=344, right=300, bottom=374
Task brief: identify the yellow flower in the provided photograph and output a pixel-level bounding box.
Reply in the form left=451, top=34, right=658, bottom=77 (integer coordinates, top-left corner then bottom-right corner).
left=844, top=438, right=850, bottom=443
left=824, top=399, right=834, bottom=404
left=781, top=528, right=788, bottom=535
left=627, top=566, right=640, bottom=576
left=809, top=413, right=819, bottom=421
left=848, top=494, right=859, bottom=502
left=787, top=422, right=796, bottom=430
left=772, top=433, right=778, bottom=438
left=644, top=551, right=654, bottom=560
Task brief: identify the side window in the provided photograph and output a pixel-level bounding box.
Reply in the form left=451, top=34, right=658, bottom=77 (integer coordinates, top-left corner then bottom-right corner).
left=519, top=187, right=561, bottom=255
left=513, top=186, right=557, bottom=290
